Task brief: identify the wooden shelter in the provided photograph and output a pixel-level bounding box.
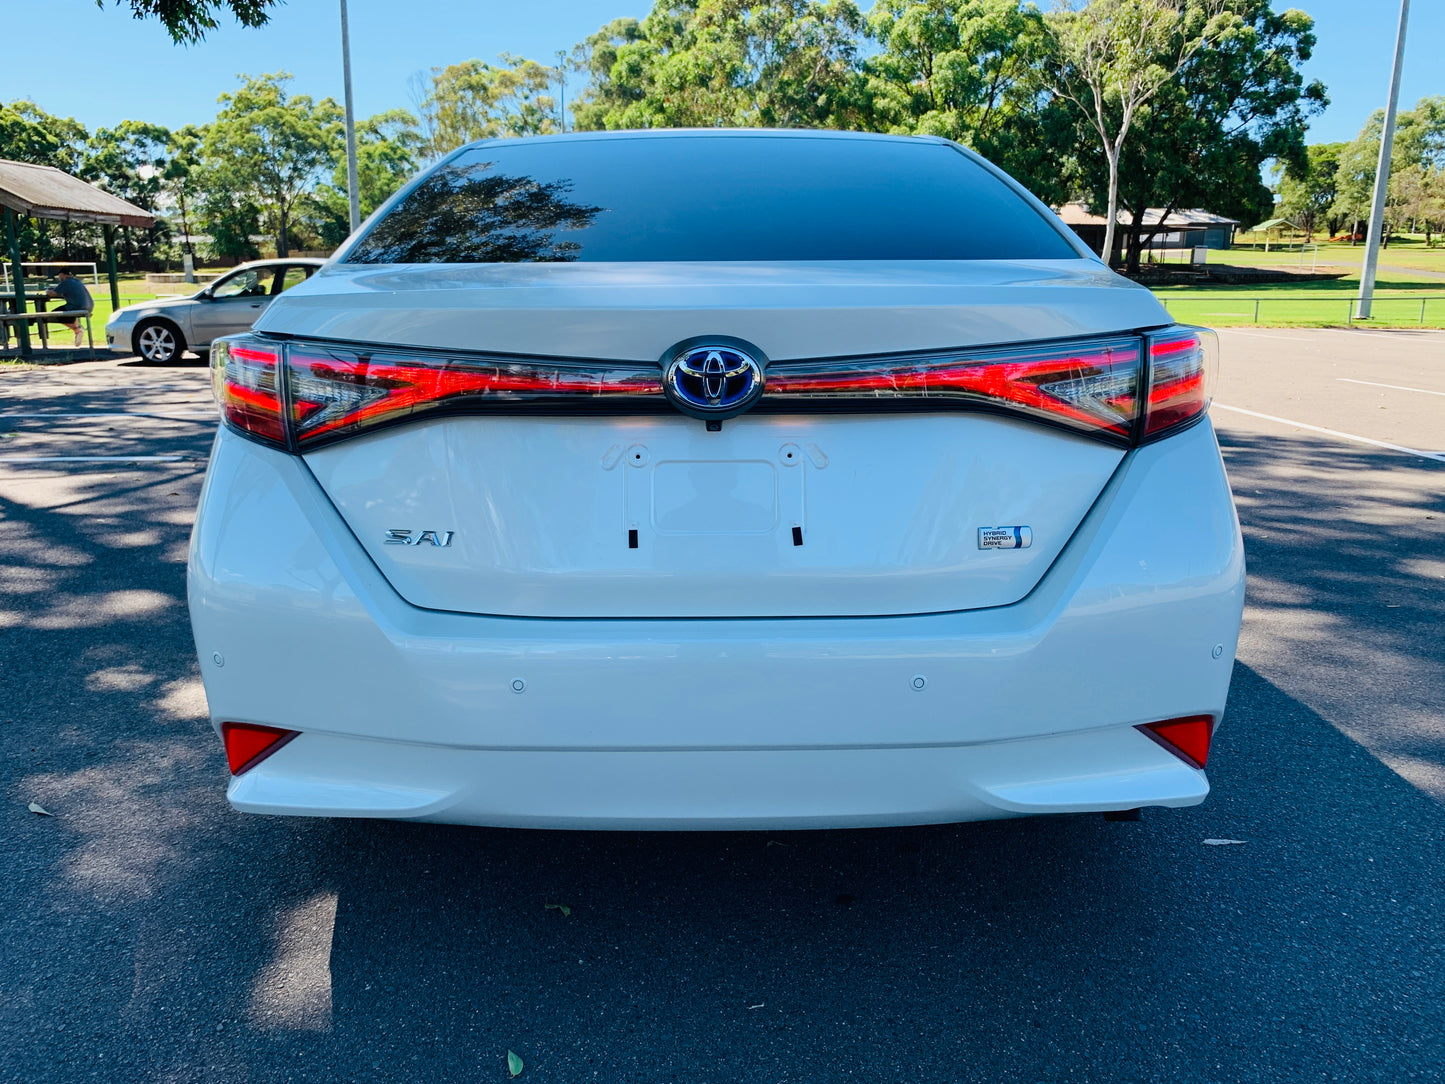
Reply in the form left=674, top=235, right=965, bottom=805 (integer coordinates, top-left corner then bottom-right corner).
left=0, top=159, right=156, bottom=356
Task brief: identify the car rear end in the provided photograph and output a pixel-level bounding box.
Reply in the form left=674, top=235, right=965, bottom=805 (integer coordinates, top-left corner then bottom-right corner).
left=188, top=131, right=1244, bottom=829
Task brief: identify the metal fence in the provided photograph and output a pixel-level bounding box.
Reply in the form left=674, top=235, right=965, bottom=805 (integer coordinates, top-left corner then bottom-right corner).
left=1158, top=293, right=1445, bottom=324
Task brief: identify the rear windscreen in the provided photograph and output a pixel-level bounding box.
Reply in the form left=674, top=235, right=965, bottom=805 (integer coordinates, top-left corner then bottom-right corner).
left=345, top=135, right=1078, bottom=264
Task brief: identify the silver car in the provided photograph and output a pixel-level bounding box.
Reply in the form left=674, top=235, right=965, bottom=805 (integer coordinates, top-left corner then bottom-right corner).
left=106, top=258, right=325, bottom=363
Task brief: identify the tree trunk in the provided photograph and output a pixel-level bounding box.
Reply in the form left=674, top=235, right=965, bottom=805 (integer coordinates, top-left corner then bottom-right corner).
left=178, top=191, right=194, bottom=257
left=1100, top=147, right=1120, bottom=269
left=277, top=203, right=290, bottom=258
left=1124, top=209, right=1147, bottom=276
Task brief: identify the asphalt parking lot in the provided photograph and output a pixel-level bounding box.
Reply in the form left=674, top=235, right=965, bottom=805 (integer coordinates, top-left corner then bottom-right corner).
left=1, top=328, right=1442, bottom=1083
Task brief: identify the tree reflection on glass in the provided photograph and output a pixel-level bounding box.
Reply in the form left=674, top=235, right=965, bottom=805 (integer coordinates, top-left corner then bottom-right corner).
left=347, top=160, right=604, bottom=263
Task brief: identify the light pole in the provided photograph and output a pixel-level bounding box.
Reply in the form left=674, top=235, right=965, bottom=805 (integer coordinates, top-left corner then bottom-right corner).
left=340, top=0, right=361, bottom=235
left=1358, top=0, right=1410, bottom=320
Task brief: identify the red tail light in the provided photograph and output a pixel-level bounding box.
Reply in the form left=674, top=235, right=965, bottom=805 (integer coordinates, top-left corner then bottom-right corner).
left=1138, top=715, right=1214, bottom=769
left=1142, top=327, right=1217, bottom=438
left=212, top=340, right=285, bottom=445
left=211, top=325, right=1215, bottom=450
left=765, top=335, right=1143, bottom=440
left=220, top=722, right=299, bottom=775
left=285, top=342, right=662, bottom=448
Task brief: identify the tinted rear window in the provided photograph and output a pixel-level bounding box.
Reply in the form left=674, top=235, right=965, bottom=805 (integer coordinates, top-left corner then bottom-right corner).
left=345, top=136, right=1077, bottom=264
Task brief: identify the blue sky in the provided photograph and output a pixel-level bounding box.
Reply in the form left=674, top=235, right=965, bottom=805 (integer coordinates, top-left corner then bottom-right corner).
left=4, top=0, right=1440, bottom=145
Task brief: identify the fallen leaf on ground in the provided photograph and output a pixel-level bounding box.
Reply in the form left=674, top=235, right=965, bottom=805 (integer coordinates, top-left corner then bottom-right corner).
left=28, top=802, right=52, bottom=816
left=1202, top=838, right=1246, bottom=846
left=544, top=903, right=571, bottom=916
left=507, top=1050, right=524, bottom=1077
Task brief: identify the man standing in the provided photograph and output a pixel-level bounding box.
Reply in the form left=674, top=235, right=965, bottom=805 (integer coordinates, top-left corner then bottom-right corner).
left=43, top=269, right=93, bottom=347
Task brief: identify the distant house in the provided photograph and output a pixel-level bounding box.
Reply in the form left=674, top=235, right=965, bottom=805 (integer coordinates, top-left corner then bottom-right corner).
left=1055, top=202, right=1239, bottom=259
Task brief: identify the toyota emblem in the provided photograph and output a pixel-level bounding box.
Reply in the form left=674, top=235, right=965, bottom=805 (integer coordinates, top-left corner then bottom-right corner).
left=662, top=341, right=766, bottom=419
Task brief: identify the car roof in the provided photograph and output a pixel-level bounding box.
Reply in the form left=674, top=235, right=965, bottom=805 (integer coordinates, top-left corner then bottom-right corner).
left=458, top=128, right=952, bottom=155
left=227, top=258, right=327, bottom=271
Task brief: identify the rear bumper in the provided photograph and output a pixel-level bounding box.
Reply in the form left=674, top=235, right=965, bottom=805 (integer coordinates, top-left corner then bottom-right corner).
left=189, top=420, right=1244, bottom=828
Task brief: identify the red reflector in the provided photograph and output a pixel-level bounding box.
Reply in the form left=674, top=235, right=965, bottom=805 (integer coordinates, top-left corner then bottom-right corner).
left=1138, top=715, right=1215, bottom=769
left=212, top=339, right=286, bottom=446
left=221, top=722, right=299, bottom=775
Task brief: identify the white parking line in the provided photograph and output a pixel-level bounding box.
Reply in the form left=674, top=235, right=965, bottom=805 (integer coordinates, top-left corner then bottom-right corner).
left=1211, top=403, right=1445, bottom=463
left=1327, top=328, right=1445, bottom=339
left=0, top=412, right=216, bottom=420
left=1337, top=378, right=1445, bottom=398
left=0, top=455, right=190, bottom=463
left=1217, top=330, right=1317, bottom=343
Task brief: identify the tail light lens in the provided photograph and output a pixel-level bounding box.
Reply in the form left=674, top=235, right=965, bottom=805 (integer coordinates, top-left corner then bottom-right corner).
left=1142, top=327, right=1217, bottom=439
left=1138, top=715, right=1215, bottom=769
left=285, top=341, right=662, bottom=448
left=220, top=722, right=299, bottom=775
left=212, top=339, right=285, bottom=445
left=210, top=325, right=1215, bottom=451
left=766, top=335, right=1143, bottom=440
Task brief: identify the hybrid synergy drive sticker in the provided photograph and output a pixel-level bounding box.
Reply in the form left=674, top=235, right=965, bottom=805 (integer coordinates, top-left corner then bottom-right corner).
left=978, top=526, right=1033, bottom=550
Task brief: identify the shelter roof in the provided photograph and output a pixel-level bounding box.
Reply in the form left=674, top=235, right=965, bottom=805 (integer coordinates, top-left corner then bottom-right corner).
left=1055, top=201, right=1240, bottom=229
left=0, top=159, right=156, bottom=228
left=1252, top=217, right=1302, bottom=232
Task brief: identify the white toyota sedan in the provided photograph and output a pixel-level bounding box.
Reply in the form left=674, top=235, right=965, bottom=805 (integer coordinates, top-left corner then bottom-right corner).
left=191, top=130, right=1244, bottom=830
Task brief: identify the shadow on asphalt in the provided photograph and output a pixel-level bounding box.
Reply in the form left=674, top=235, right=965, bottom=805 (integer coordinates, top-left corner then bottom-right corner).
left=1215, top=425, right=1445, bottom=791
left=5, top=660, right=1444, bottom=1082
left=1, top=412, right=1442, bottom=1082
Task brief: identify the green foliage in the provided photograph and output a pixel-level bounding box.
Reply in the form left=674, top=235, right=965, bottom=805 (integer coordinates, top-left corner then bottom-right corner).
left=571, top=0, right=865, bottom=130
left=1, top=100, right=88, bottom=171
left=1277, top=142, right=1343, bottom=239
left=82, top=119, right=174, bottom=265
left=1, top=103, right=66, bottom=167
left=10, top=0, right=1333, bottom=272
left=312, top=111, right=426, bottom=247
left=1333, top=97, right=1445, bottom=242
left=100, top=0, right=278, bottom=44
left=0, top=102, right=94, bottom=263
left=202, top=72, right=343, bottom=256
left=164, top=125, right=206, bottom=255
left=864, top=0, right=1072, bottom=202
left=1043, top=0, right=1229, bottom=265
left=1061, top=0, right=1325, bottom=271
left=415, top=56, right=560, bottom=159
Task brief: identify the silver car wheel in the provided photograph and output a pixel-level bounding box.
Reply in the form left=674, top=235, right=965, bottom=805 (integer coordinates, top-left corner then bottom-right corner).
left=137, top=323, right=179, bottom=362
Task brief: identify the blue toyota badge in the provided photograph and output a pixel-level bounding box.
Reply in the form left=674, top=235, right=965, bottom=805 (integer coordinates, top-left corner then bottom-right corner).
left=662, top=340, right=766, bottom=419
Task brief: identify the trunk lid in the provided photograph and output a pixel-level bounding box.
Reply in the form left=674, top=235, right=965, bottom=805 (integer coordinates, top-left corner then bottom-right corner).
left=280, top=261, right=1162, bottom=618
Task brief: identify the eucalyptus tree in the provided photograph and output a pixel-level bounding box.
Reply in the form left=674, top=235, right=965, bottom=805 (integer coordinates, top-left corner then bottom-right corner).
left=864, top=0, right=1074, bottom=203
left=83, top=120, right=174, bottom=265
left=1044, top=0, right=1229, bottom=265
left=312, top=110, right=426, bottom=246
left=1080, top=0, right=1324, bottom=272
left=413, top=56, right=560, bottom=160
left=570, top=0, right=865, bottom=131
left=1277, top=143, right=1344, bottom=241
left=1333, top=98, right=1445, bottom=244
left=164, top=125, right=205, bottom=258
left=202, top=73, right=343, bottom=257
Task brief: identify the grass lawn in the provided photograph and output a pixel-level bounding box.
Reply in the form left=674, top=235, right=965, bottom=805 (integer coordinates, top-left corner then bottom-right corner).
left=1150, top=249, right=1445, bottom=328
left=1222, top=237, right=1445, bottom=276
left=3, top=272, right=205, bottom=354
